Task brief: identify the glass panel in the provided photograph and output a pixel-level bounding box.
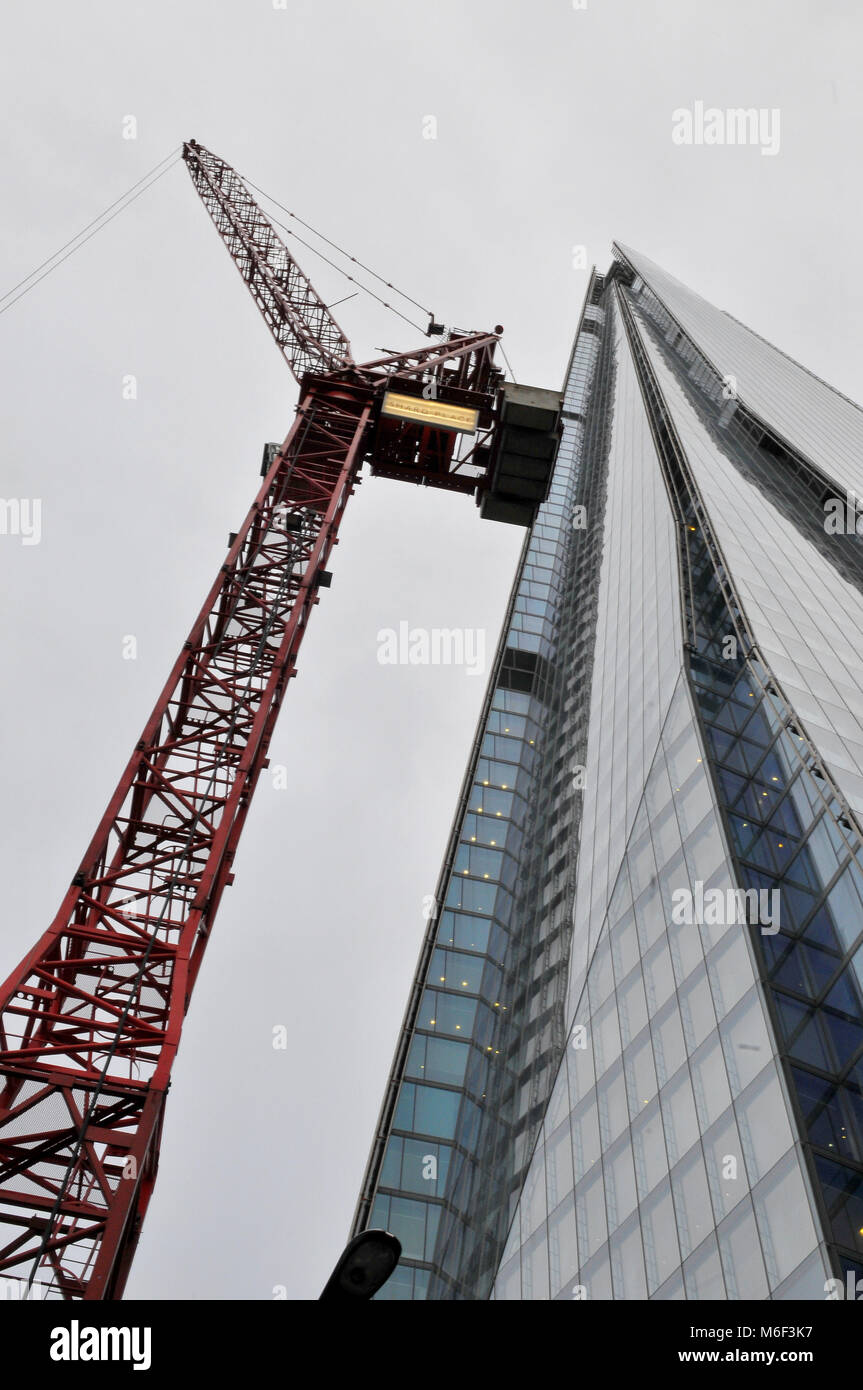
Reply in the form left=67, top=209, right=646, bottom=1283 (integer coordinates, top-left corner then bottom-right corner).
left=690, top=1032, right=733, bottom=1130
left=701, top=1106, right=747, bottom=1222
left=661, top=1068, right=700, bottom=1166
left=735, top=1064, right=795, bottom=1184
left=717, top=1198, right=770, bottom=1300
left=571, top=1092, right=601, bottom=1181
left=641, top=1178, right=681, bottom=1295
left=719, top=986, right=774, bottom=1097
left=652, top=998, right=686, bottom=1088
left=683, top=1232, right=726, bottom=1299
left=751, top=1151, right=819, bottom=1289
left=670, top=1147, right=714, bottom=1261
left=521, top=1226, right=550, bottom=1301
left=576, top=1163, right=607, bottom=1265
left=545, top=1120, right=575, bottom=1211
left=604, top=1131, right=638, bottom=1233
left=609, top=1211, right=648, bottom=1299
left=547, top=1193, right=578, bottom=1298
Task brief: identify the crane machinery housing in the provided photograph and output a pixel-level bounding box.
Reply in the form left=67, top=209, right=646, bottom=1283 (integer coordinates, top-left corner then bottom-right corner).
left=0, top=140, right=562, bottom=1300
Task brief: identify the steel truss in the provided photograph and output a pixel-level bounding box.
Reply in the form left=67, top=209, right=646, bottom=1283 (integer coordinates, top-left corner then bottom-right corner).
left=0, top=138, right=512, bottom=1300
left=0, top=383, right=372, bottom=1298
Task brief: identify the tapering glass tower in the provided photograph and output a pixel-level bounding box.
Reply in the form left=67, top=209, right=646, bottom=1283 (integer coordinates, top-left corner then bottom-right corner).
left=351, top=246, right=863, bottom=1300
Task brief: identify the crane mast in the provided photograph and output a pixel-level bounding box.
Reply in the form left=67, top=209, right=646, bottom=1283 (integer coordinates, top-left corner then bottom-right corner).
left=0, top=142, right=560, bottom=1299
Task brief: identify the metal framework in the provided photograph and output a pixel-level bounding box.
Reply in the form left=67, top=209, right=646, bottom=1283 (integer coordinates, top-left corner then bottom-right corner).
left=0, top=139, right=514, bottom=1299
left=0, top=385, right=371, bottom=1298
left=183, top=141, right=506, bottom=494
left=184, top=140, right=354, bottom=379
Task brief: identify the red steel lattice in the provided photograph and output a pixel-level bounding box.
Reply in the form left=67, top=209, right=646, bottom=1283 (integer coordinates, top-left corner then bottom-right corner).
left=183, top=140, right=354, bottom=382
left=0, top=382, right=372, bottom=1298
left=0, top=140, right=510, bottom=1300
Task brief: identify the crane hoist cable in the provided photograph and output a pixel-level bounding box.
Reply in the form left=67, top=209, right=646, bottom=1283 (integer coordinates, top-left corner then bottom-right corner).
left=245, top=195, right=427, bottom=336
left=241, top=174, right=434, bottom=319
left=0, top=153, right=442, bottom=344
left=0, top=148, right=183, bottom=316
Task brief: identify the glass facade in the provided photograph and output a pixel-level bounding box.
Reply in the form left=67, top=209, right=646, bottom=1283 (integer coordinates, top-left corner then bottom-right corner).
left=352, top=245, right=863, bottom=1299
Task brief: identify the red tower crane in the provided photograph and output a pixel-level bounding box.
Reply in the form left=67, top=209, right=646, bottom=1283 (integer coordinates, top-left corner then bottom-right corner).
left=0, top=141, right=561, bottom=1299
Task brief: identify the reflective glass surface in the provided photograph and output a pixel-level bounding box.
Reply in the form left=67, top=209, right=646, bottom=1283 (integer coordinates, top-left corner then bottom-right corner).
left=355, top=247, right=863, bottom=1300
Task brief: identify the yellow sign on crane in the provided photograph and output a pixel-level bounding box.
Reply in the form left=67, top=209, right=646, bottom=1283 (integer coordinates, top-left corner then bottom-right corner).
left=380, top=390, right=479, bottom=435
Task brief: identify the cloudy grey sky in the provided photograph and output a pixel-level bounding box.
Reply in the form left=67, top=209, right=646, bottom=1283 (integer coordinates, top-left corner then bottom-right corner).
left=1, top=0, right=861, bottom=1299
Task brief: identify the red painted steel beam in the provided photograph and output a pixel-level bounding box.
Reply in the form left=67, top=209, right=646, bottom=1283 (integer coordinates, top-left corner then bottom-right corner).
left=0, top=381, right=373, bottom=1299
left=183, top=140, right=354, bottom=382
left=353, top=330, right=503, bottom=394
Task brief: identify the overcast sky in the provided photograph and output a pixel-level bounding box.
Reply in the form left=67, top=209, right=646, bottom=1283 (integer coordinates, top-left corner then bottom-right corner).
left=1, top=0, right=862, bottom=1300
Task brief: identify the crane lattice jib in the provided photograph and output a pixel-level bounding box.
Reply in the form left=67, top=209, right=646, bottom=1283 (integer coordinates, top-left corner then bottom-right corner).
left=183, top=140, right=354, bottom=381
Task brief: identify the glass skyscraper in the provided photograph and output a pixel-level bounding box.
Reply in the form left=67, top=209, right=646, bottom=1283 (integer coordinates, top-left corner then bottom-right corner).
left=351, top=246, right=863, bottom=1300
